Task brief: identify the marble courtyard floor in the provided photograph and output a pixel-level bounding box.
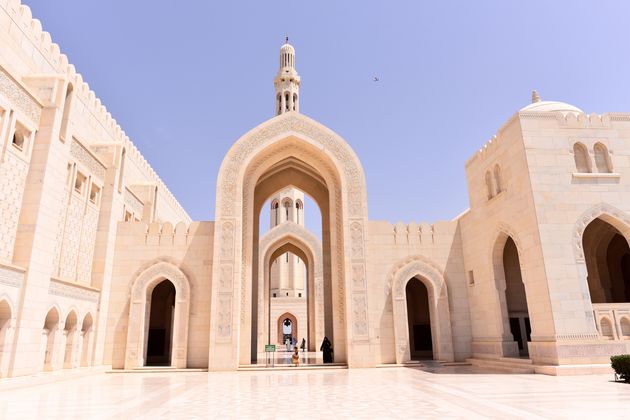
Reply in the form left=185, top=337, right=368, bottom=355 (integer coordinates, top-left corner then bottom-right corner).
left=0, top=365, right=629, bottom=419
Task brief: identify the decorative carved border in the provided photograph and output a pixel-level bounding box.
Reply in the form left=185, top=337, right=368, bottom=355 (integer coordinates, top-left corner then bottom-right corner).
left=0, top=265, right=23, bottom=288
left=0, top=67, right=41, bottom=124
left=124, top=187, right=144, bottom=215
left=70, top=138, right=106, bottom=180
left=49, top=278, right=99, bottom=303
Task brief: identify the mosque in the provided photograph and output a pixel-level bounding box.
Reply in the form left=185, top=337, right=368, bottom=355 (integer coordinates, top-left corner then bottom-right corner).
left=1, top=0, right=629, bottom=377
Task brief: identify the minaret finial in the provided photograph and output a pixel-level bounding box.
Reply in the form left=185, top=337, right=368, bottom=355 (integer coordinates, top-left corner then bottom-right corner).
left=274, top=38, right=300, bottom=115
left=531, top=90, right=541, bottom=103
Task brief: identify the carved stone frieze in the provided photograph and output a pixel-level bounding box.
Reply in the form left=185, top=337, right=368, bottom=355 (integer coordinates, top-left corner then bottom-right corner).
left=70, top=139, right=106, bottom=180
left=49, top=279, right=99, bottom=303
left=0, top=265, right=23, bottom=288
left=124, top=188, right=144, bottom=215
left=0, top=67, right=41, bottom=124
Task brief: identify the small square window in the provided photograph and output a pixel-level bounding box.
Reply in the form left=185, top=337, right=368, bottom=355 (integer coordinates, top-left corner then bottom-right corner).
left=74, top=172, right=86, bottom=194
left=89, top=183, right=101, bottom=204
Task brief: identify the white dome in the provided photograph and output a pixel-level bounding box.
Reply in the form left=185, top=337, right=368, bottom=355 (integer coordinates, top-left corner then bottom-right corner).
left=280, top=42, right=295, bottom=54
left=520, top=100, right=583, bottom=115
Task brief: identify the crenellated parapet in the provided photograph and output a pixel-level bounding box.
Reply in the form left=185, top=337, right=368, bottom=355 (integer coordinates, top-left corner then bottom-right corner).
left=0, top=0, right=190, bottom=224
left=369, top=220, right=459, bottom=246
left=116, top=220, right=214, bottom=247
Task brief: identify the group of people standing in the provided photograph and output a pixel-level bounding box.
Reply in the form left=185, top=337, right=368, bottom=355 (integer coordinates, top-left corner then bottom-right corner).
left=285, top=337, right=334, bottom=366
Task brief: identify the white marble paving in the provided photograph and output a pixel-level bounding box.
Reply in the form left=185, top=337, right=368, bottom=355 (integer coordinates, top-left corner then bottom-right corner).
left=0, top=366, right=629, bottom=419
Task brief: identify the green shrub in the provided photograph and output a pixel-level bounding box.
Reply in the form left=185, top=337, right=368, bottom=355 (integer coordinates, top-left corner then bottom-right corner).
left=610, top=355, right=630, bottom=382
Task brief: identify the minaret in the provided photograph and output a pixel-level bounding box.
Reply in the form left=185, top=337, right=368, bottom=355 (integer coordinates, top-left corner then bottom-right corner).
left=274, top=37, right=301, bottom=115
left=269, top=188, right=306, bottom=298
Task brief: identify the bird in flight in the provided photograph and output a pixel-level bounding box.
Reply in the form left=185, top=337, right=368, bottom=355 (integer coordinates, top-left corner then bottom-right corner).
left=373, top=76, right=380, bottom=82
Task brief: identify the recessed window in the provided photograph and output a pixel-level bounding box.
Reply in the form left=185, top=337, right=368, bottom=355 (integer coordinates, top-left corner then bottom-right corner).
left=89, top=183, right=101, bottom=204
left=298, top=293, right=302, bottom=297
left=468, top=270, right=475, bottom=286
left=273, top=293, right=277, bottom=298
left=74, top=171, right=87, bottom=194
left=12, top=131, right=25, bottom=151
left=124, top=210, right=133, bottom=222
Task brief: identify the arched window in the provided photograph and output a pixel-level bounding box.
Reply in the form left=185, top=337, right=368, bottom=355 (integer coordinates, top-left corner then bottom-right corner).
left=272, top=201, right=279, bottom=225
left=485, top=171, right=494, bottom=200
left=292, top=93, right=298, bottom=111
left=494, top=164, right=502, bottom=194
left=118, top=148, right=126, bottom=193
left=594, top=142, right=612, bottom=173
left=573, top=143, right=591, bottom=173
left=295, top=200, right=303, bottom=224
left=276, top=93, right=281, bottom=114
left=285, top=93, right=290, bottom=112
left=60, top=83, right=73, bottom=141
left=283, top=199, right=293, bottom=222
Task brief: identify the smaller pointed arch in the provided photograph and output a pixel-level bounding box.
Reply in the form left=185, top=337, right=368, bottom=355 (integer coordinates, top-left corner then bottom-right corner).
left=485, top=171, right=494, bottom=199
left=593, top=142, right=612, bottom=173
left=494, top=164, right=502, bottom=194
left=573, top=142, right=591, bottom=173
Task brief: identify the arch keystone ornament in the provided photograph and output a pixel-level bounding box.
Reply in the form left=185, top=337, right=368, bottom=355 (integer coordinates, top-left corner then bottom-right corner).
left=210, top=112, right=372, bottom=370
left=125, top=261, right=190, bottom=369
left=388, top=256, right=454, bottom=363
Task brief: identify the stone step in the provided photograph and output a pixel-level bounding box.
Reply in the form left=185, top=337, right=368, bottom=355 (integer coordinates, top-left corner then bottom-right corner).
left=238, top=363, right=347, bottom=372
left=466, top=358, right=535, bottom=374
left=107, top=368, right=208, bottom=374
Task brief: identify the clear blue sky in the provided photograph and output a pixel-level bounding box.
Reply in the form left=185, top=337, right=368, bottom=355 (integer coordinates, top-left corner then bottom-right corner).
left=24, top=0, right=630, bottom=224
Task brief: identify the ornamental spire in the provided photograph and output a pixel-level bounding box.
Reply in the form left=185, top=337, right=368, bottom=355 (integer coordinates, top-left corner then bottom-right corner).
left=274, top=38, right=301, bottom=115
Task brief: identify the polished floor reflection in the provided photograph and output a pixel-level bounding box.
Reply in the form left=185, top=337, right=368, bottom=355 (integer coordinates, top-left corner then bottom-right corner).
left=0, top=366, right=628, bottom=419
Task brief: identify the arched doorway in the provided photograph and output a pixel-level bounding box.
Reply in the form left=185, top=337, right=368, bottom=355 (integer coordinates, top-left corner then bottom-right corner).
left=125, top=261, right=190, bottom=369
left=63, top=311, right=78, bottom=368
left=583, top=218, right=630, bottom=304
left=42, top=307, right=60, bottom=371
left=0, top=299, right=12, bottom=376
left=390, top=258, right=454, bottom=364
left=256, top=222, right=324, bottom=363
left=492, top=232, right=532, bottom=358
left=503, top=238, right=530, bottom=356
left=80, top=313, right=93, bottom=367
left=211, top=114, right=371, bottom=370
left=405, top=278, right=432, bottom=360
left=146, top=280, right=176, bottom=366
left=582, top=217, right=630, bottom=339
left=277, top=312, right=298, bottom=347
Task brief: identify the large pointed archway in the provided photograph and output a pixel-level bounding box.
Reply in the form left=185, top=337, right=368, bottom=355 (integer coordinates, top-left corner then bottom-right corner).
left=210, top=113, right=371, bottom=370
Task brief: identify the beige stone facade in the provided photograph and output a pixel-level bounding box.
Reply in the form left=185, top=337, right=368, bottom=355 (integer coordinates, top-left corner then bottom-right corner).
left=1, top=0, right=630, bottom=377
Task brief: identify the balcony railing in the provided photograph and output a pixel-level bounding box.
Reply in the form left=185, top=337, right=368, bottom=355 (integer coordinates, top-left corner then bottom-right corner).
left=592, top=303, right=630, bottom=340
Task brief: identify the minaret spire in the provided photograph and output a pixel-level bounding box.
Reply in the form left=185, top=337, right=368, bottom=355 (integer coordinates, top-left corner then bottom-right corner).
left=274, top=37, right=301, bottom=115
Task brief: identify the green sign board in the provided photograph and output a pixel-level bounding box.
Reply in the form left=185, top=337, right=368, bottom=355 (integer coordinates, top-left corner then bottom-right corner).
left=265, top=344, right=276, bottom=352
